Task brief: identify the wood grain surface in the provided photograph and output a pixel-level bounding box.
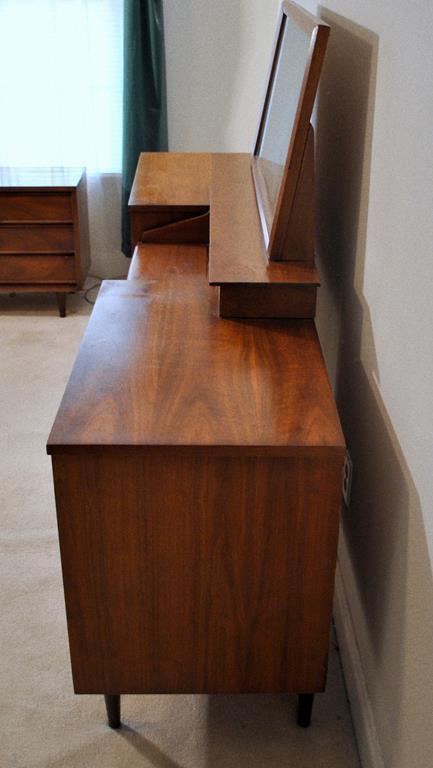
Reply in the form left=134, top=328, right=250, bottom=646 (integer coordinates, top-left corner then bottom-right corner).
left=129, top=244, right=316, bottom=318
left=129, top=153, right=211, bottom=209
left=219, top=283, right=317, bottom=318
left=53, top=449, right=343, bottom=694
left=128, top=153, right=212, bottom=249
left=129, top=209, right=193, bottom=249
left=127, top=243, right=207, bottom=281
left=47, top=250, right=344, bottom=456
left=0, top=193, right=72, bottom=222
left=0, top=223, right=74, bottom=252
left=208, top=154, right=318, bottom=286
left=0, top=254, right=75, bottom=283
left=0, top=168, right=89, bottom=315
left=139, top=211, right=209, bottom=244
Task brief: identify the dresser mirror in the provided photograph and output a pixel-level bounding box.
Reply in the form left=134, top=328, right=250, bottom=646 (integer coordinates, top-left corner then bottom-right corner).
left=252, top=1, right=330, bottom=260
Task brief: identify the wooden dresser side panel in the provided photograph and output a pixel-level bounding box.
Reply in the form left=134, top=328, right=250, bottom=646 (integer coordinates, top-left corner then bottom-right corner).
left=52, top=452, right=342, bottom=695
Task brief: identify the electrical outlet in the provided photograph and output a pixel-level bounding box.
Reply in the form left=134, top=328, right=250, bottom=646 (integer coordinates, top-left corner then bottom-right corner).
left=342, top=450, right=353, bottom=507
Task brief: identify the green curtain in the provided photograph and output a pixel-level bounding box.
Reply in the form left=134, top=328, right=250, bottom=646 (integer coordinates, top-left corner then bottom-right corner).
left=121, top=0, right=168, bottom=257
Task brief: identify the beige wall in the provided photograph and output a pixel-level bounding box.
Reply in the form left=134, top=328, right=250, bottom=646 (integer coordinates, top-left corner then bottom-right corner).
left=164, top=0, right=281, bottom=151
left=164, top=1, right=433, bottom=766
left=309, top=2, right=433, bottom=767
left=86, top=174, right=129, bottom=279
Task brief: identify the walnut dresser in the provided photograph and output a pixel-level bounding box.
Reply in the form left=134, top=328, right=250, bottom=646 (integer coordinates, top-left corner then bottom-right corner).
left=47, top=152, right=345, bottom=731
left=0, top=167, right=90, bottom=316
left=47, top=2, right=344, bottom=733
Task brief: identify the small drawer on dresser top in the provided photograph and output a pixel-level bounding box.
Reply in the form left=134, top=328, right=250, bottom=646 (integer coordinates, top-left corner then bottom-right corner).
left=0, top=192, right=72, bottom=222
left=0, top=224, right=74, bottom=252
left=0, top=254, right=76, bottom=283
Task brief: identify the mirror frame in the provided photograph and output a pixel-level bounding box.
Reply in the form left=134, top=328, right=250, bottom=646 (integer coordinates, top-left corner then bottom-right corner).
left=252, top=1, right=330, bottom=261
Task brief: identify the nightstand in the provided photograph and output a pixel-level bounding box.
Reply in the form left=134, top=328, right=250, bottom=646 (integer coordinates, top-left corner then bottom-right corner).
left=0, top=167, right=90, bottom=316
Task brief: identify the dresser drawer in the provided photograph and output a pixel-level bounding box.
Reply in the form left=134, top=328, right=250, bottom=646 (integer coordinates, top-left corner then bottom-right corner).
left=0, top=192, right=72, bottom=222
left=0, top=224, right=74, bottom=252
left=0, top=254, right=76, bottom=283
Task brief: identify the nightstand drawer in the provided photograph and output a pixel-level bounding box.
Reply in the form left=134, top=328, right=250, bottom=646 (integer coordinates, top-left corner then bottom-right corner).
left=0, top=254, right=76, bottom=283
left=0, top=192, right=72, bottom=222
left=0, top=224, right=74, bottom=252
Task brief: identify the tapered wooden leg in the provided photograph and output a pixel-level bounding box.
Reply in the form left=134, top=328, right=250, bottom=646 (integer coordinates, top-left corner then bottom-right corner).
left=104, top=694, right=121, bottom=729
left=297, top=693, right=314, bottom=727
left=56, top=292, right=67, bottom=318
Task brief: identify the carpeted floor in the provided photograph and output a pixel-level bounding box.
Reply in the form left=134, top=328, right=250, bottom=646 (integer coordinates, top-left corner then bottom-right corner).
left=0, top=289, right=361, bottom=768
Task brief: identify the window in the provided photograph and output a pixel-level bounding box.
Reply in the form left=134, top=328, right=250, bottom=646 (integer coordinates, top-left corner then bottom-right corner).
left=0, top=0, right=123, bottom=173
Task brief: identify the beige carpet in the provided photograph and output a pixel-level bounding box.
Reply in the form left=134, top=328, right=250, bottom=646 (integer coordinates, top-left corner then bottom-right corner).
left=0, top=289, right=360, bottom=768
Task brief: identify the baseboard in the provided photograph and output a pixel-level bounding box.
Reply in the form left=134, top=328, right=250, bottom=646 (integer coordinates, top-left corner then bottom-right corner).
left=333, top=563, right=385, bottom=768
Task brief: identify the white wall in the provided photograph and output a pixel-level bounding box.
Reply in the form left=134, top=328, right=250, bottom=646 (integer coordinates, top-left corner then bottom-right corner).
left=309, top=2, right=433, bottom=767
left=163, top=2, right=433, bottom=767
left=87, top=174, right=129, bottom=279
left=164, top=0, right=281, bottom=151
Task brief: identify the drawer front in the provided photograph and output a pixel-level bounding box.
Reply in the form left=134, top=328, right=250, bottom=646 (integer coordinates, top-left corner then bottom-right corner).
left=0, top=192, right=72, bottom=222
left=0, top=254, right=76, bottom=283
left=0, top=224, right=74, bottom=252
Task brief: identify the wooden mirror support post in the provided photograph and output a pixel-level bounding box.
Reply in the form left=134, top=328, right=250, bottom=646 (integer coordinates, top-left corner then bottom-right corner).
left=252, top=1, right=330, bottom=262
left=273, top=121, right=315, bottom=262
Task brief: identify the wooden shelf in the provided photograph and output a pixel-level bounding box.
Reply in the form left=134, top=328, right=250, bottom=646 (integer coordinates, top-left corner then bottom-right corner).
left=128, top=152, right=319, bottom=318
left=129, top=153, right=211, bottom=209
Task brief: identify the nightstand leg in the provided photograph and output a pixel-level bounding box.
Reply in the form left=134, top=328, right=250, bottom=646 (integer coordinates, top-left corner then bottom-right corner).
left=297, top=693, right=314, bottom=727
left=104, top=694, right=121, bottom=729
left=56, top=293, right=66, bottom=318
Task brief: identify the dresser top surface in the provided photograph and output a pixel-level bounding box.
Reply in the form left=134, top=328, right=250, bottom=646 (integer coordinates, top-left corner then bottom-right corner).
left=129, top=153, right=212, bottom=209
left=0, top=167, right=84, bottom=189
left=47, top=246, right=344, bottom=456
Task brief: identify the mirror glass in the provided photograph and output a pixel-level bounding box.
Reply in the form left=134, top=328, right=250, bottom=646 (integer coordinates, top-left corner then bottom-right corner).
left=254, top=16, right=312, bottom=238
